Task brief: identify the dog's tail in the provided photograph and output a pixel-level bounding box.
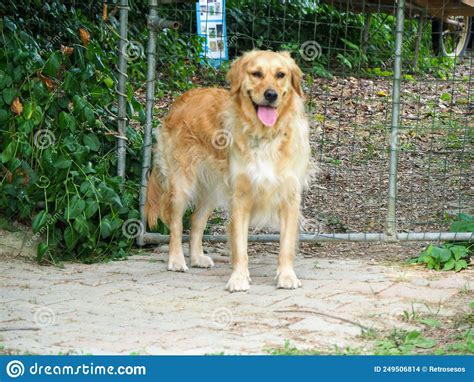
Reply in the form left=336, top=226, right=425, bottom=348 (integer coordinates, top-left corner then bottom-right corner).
left=144, top=168, right=164, bottom=229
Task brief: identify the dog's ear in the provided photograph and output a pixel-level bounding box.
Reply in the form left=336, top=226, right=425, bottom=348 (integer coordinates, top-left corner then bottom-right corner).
left=280, top=51, right=303, bottom=97
left=227, top=56, right=245, bottom=95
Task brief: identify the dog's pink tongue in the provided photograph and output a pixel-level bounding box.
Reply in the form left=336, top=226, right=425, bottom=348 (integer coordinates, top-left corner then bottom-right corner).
left=257, top=106, right=278, bottom=127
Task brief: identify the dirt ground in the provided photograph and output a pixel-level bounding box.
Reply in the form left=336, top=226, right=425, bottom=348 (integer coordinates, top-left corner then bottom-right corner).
left=1, top=227, right=472, bottom=355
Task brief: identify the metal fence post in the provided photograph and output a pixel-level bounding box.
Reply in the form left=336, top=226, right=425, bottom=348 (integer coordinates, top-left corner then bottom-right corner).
left=137, top=0, right=159, bottom=246
left=385, top=0, right=405, bottom=239
left=116, top=0, right=129, bottom=183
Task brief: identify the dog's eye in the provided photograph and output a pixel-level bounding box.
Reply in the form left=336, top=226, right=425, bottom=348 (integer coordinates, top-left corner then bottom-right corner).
left=276, top=72, right=286, bottom=79
left=252, top=71, right=263, bottom=78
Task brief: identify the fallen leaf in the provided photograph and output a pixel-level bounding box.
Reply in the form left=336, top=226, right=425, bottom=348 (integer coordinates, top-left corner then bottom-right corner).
left=60, top=45, right=74, bottom=56
left=376, top=90, right=387, bottom=97
left=11, top=97, right=23, bottom=115
left=102, top=2, right=108, bottom=21
left=20, top=169, right=30, bottom=185
left=5, top=170, right=13, bottom=183
left=37, top=72, right=54, bottom=92
left=79, top=27, right=90, bottom=46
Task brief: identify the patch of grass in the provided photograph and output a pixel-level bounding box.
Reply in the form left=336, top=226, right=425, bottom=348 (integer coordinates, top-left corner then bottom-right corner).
left=327, top=157, right=342, bottom=166
left=265, top=340, right=321, bottom=355
left=454, top=303, right=474, bottom=328
left=401, top=303, right=420, bottom=323
left=410, top=214, right=473, bottom=272
left=459, top=283, right=472, bottom=295
left=359, top=327, right=379, bottom=340
left=265, top=340, right=363, bottom=355
left=372, top=329, right=437, bottom=355
left=441, top=330, right=474, bottom=354
left=418, top=318, right=441, bottom=328
left=373, top=300, right=474, bottom=355
left=265, top=301, right=474, bottom=355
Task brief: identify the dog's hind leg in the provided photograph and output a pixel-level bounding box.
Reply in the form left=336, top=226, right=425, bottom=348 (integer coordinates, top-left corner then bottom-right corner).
left=167, top=186, right=189, bottom=272
left=190, top=198, right=215, bottom=268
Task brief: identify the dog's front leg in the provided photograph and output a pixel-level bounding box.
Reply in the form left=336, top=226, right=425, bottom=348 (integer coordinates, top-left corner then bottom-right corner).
left=226, top=176, right=252, bottom=292
left=276, top=190, right=302, bottom=289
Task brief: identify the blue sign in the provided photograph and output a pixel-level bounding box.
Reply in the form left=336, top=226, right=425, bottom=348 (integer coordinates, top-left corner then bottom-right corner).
left=196, top=0, right=228, bottom=67
left=0, top=356, right=472, bottom=381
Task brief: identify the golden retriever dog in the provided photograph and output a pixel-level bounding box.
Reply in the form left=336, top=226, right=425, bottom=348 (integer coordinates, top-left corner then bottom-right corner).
left=145, top=50, right=311, bottom=292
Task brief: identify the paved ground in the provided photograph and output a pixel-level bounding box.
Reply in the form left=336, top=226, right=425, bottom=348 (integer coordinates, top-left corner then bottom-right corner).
left=1, top=229, right=472, bottom=355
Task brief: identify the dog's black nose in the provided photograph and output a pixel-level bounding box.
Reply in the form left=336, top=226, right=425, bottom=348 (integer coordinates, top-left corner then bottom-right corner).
left=264, top=89, right=278, bottom=102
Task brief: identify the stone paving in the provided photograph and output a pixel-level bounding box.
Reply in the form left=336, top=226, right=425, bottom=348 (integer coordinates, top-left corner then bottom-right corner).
left=0, top=230, right=472, bottom=354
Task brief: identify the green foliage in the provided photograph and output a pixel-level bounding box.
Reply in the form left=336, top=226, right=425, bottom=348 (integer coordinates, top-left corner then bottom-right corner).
left=227, top=1, right=374, bottom=72
left=412, top=214, right=473, bottom=272
left=336, top=37, right=368, bottom=70
left=370, top=327, right=473, bottom=355
left=155, top=29, right=210, bottom=94
left=414, top=243, right=470, bottom=272
left=225, top=0, right=451, bottom=76
left=0, top=11, right=144, bottom=263
left=373, top=330, right=437, bottom=355
left=441, top=330, right=474, bottom=354
left=265, top=340, right=321, bottom=355
left=367, top=67, right=393, bottom=77
left=450, top=213, right=474, bottom=234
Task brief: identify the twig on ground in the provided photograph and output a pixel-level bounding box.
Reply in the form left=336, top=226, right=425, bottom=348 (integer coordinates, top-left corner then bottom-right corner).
left=275, top=308, right=370, bottom=331
left=0, top=327, right=40, bottom=331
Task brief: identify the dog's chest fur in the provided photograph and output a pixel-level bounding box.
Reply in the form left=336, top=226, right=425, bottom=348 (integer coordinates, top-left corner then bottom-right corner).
left=243, top=135, right=280, bottom=186
left=227, top=117, right=310, bottom=228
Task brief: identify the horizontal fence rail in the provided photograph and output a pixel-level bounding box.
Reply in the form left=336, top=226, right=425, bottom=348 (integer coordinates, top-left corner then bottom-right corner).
left=141, top=232, right=474, bottom=244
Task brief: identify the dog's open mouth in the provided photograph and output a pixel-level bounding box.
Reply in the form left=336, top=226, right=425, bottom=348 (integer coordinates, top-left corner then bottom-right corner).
left=251, top=99, right=278, bottom=127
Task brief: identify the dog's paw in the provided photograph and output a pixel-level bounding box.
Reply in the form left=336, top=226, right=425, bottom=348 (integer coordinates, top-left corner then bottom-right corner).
left=276, top=269, right=302, bottom=289
left=225, top=271, right=250, bottom=292
left=191, top=255, right=214, bottom=268
left=167, top=257, right=189, bottom=272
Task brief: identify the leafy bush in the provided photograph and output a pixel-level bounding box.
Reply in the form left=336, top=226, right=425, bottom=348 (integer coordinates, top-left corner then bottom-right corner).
left=226, top=0, right=449, bottom=75
left=412, top=214, right=473, bottom=272
left=0, top=0, right=212, bottom=263
left=414, top=244, right=470, bottom=272
left=0, top=7, right=144, bottom=263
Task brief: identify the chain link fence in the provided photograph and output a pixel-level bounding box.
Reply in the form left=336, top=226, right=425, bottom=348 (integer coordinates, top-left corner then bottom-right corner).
left=121, top=0, right=474, bottom=245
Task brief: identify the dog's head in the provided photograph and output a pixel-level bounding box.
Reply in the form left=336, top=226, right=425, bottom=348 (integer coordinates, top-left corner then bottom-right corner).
left=227, top=50, right=303, bottom=127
